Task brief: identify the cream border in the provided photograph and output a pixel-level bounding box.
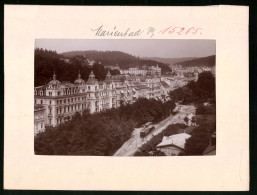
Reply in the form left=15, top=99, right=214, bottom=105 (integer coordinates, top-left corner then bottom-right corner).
left=4, top=5, right=249, bottom=191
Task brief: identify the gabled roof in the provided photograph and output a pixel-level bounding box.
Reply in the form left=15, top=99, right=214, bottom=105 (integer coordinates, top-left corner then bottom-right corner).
left=156, top=133, right=191, bottom=149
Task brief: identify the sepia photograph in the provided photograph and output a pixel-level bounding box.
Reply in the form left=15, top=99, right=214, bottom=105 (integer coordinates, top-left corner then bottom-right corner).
left=4, top=4, right=250, bottom=191
left=34, top=39, right=216, bottom=156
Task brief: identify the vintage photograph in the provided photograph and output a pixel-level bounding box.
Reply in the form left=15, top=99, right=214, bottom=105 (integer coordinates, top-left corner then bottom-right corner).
left=34, top=39, right=216, bottom=156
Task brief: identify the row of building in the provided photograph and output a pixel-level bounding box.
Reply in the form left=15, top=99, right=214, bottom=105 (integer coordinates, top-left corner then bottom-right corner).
left=170, top=65, right=216, bottom=78
left=34, top=68, right=179, bottom=135
left=34, top=62, right=214, bottom=135
left=119, top=65, right=161, bottom=76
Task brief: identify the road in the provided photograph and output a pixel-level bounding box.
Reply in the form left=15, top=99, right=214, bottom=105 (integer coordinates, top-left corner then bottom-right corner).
left=113, top=104, right=195, bottom=156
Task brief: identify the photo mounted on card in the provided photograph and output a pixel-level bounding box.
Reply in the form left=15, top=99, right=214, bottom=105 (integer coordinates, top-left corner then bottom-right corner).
left=4, top=5, right=249, bottom=191
left=34, top=39, right=216, bottom=157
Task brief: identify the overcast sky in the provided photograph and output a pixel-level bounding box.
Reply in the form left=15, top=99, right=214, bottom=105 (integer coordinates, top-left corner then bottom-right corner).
left=35, top=39, right=215, bottom=58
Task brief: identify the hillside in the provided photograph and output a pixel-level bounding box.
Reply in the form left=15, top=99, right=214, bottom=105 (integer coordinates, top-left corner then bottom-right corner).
left=34, top=49, right=119, bottom=87
left=61, top=50, right=171, bottom=72
left=173, top=55, right=216, bottom=67
left=143, top=57, right=196, bottom=65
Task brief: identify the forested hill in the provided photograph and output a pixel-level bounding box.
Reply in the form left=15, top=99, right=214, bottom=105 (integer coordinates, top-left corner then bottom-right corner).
left=34, top=49, right=119, bottom=87
left=61, top=50, right=171, bottom=72
left=143, top=57, right=196, bottom=65
left=173, top=55, right=216, bottom=67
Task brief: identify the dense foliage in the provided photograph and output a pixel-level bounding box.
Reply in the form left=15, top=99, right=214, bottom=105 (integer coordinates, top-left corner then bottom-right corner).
left=184, top=125, right=210, bottom=155
left=185, top=114, right=216, bottom=155
left=134, top=124, right=187, bottom=156
left=169, top=71, right=215, bottom=104
left=143, top=57, right=196, bottom=65
left=35, top=98, right=175, bottom=155
left=174, top=55, right=216, bottom=67
left=35, top=48, right=121, bottom=86
left=196, top=104, right=216, bottom=115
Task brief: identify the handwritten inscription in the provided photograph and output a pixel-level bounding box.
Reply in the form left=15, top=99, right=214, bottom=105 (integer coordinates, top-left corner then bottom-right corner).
left=91, top=25, right=144, bottom=37
left=91, top=25, right=203, bottom=38
left=159, top=26, right=203, bottom=35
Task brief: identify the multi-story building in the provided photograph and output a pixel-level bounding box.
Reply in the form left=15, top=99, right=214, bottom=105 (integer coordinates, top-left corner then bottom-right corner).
left=120, top=65, right=161, bottom=76
left=120, top=68, right=147, bottom=76
left=34, top=71, right=116, bottom=128
left=34, top=66, right=184, bottom=135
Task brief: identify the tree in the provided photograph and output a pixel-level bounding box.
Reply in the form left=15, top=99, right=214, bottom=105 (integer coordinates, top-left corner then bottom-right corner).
left=110, top=69, right=120, bottom=75
left=196, top=71, right=215, bottom=94
left=184, top=116, right=189, bottom=125
left=184, top=125, right=211, bottom=155
left=169, top=71, right=215, bottom=105
left=191, top=116, right=196, bottom=126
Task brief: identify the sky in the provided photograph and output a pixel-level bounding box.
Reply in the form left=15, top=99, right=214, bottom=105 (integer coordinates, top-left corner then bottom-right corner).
left=35, top=39, right=216, bottom=58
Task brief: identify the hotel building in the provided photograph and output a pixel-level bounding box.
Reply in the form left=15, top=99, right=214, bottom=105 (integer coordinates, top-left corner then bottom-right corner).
left=34, top=67, right=182, bottom=134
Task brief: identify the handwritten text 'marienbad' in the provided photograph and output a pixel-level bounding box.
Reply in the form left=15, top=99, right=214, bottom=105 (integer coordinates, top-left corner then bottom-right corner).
left=91, top=25, right=144, bottom=37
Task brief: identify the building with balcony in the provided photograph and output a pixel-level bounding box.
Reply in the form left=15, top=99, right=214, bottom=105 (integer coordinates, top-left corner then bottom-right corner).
left=34, top=66, right=181, bottom=135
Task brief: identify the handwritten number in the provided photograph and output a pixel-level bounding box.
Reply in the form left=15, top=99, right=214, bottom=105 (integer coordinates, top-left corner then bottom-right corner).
left=158, top=26, right=203, bottom=35
left=159, top=26, right=172, bottom=34
left=193, top=28, right=203, bottom=34
left=169, top=27, right=179, bottom=34
left=185, top=27, right=195, bottom=35
left=177, top=27, right=185, bottom=35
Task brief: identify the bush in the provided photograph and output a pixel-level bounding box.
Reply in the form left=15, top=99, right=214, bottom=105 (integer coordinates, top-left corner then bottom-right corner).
left=196, top=103, right=216, bottom=115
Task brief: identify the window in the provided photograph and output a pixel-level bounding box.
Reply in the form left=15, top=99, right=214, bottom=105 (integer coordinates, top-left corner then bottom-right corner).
left=50, top=100, right=51, bottom=105
left=41, top=100, right=43, bottom=104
